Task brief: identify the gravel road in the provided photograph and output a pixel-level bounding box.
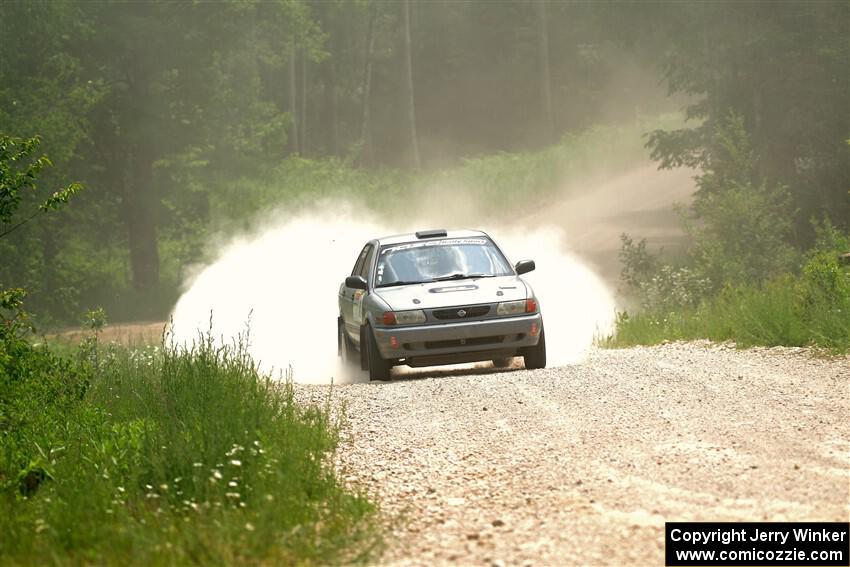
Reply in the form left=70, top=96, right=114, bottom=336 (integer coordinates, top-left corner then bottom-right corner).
left=296, top=343, right=849, bottom=566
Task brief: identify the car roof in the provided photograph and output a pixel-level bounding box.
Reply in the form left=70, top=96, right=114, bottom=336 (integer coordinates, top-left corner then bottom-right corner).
left=375, top=229, right=490, bottom=246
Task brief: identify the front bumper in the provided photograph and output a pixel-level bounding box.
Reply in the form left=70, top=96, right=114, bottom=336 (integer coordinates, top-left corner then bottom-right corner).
left=373, top=313, right=543, bottom=365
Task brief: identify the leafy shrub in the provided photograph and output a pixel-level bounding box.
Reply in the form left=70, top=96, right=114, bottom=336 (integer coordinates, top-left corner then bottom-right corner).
left=619, top=234, right=711, bottom=311
left=792, top=223, right=850, bottom=349
left=606, top=247, right=850, bottom=353
left=606, top=113, right=847, bottom=350
left=685, top=180, right=799, bottom=292
left=1, top=330, right=382, bottom=565
left=0, top=289, right=94, bottom=498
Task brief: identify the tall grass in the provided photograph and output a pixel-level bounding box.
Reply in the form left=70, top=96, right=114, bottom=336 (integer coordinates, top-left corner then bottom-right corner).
left=0, top=334, right=382, bottom=565
left=608, top=213, right=850, bottom=353
left=604, top=271, right=850, bottom=353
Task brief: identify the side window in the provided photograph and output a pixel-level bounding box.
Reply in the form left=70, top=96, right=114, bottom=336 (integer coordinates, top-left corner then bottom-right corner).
left=351, top=244, right=370, bottom=277
left=359, top=245, right=375, bottom=282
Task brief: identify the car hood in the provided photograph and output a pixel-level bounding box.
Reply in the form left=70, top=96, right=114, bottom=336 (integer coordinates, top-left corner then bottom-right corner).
left=374, top=275, right=528, bottom=311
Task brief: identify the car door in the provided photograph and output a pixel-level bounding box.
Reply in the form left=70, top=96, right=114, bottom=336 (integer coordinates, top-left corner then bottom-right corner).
left=351, top=244, right=375, bottom=338
left=340, top=243, right=373, bottom=341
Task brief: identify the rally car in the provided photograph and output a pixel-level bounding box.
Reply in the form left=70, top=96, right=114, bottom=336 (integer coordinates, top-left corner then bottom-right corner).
left=337, top=229, right=546, bottom=381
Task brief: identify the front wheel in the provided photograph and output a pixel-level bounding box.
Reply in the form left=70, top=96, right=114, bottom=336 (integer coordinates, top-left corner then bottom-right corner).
left=522, top=328, right=546, bottom=370
left=365, top=324, right=391, bottom=381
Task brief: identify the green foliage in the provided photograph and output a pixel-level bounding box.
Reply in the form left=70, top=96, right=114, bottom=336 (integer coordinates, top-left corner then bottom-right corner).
left=0, top=134, right=85, bottom=326
left=0, top=136, right=48, bottom=225
left=618, top=234, right=658, bottom=294
left=1, top=0, right=845, bottom=335
left=0, top=135, right=83, bottom=239
left=0, top=312, right=92, bottom=501
left=793, top=226, right=850, bottom=349
left=613, top=112, right=848, bottom=351
left=619, top=113, right=801, bottom=324
left=82, top=307, right=107, bottom=334
left=645, top=1, right=849, bottom=240
left=208, top=156, right=410, bottom=230
left=680, top=114, right=799, bottom=289
left=692, top=113, right=754, bottom=200
left=606, top=230, right=850, bottom=352
left=619, top=234, right=711, bottom=311
left=439, top=117, right=683, bottom=206
left=206, top=117, right=676, bottom=239
left=1, top=124, right=378, bottom=563
left=685, top=181, right=798, bottom=291
left=0, top=288, right=32, bottom=339
left=0, top=334, right=382, bottom=565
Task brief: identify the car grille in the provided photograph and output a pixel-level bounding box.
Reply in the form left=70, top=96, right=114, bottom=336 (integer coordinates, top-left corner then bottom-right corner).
left=424, top=335, right=505, bottom=349
left=431, top=305, right=491, bottom=320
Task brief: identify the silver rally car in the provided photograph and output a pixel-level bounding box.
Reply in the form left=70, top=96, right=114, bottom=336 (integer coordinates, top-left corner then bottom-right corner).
left=338, top=229, right=545, bottom=381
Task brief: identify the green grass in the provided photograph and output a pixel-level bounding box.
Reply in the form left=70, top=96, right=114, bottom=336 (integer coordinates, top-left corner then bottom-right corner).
left=606, top=222, right=850, bottom=354
left=603, top=272, right=850, bottom=354
left=0, top=334, right=382, bottom=565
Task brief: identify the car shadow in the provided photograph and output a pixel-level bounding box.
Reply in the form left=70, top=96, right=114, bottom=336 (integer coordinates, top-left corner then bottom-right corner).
left=389, top=360, right=525, bottom=382
left=332, top=359, right=526, bottom=385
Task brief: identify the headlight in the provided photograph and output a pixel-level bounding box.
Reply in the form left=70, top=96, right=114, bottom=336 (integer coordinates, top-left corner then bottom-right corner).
left=497, top=298, right=538, bottom=315
left=497, top=300, right=526, bottom=315
left=387, top=309, right=426, bottom=325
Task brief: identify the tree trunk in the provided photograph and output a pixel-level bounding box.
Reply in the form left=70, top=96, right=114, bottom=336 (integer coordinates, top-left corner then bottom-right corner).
left=123, top=47, right=160, bottom=292
left=299, top=49, right=307, bottom=154
left=402, top=0, right=421, bottom=169
left=359, top=2, right=378, bottom=165
left=316, top=1, right=338, bottom=156
left=535, top=0, right=554, bottom=144
left=39, top=217, right=59, bottom=314
left=124, top=147, right=159, bottom=290
left=288, top=50, right=299, bottom=154
left=322, top=53, right=338, bottom=156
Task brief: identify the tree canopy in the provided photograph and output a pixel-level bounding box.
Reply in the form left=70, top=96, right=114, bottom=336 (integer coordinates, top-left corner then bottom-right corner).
left=0, top=0, right=847, bottom=324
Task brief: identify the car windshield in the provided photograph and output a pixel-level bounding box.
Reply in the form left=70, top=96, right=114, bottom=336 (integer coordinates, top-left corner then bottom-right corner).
left=375, top=237, right=513, bottom=287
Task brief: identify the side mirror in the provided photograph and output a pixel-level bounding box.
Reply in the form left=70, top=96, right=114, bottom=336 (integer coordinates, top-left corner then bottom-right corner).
left=345, top=275, right=368, bottom=290
left=515, top=259, right=535, bottom=275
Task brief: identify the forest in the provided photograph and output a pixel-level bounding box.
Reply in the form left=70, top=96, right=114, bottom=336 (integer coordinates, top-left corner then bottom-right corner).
left=1, top=0, right=847, bottom=326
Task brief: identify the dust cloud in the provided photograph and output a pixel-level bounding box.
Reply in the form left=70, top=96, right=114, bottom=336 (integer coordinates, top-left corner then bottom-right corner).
left=169, top=194, right=617, bottom=383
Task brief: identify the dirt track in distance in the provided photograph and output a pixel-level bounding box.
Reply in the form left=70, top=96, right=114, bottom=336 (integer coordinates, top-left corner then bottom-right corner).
left=516, top=163, right=697, bottom=286
left=297, top=343, right=850, bottom=566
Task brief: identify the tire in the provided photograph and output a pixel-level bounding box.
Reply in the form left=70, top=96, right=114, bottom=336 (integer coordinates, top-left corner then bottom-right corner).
left=523, top=328, right=546, bottom=370
left=338, top=319, right=356, bottom=368
left=492, top=357, right=513, bottom=368
left=365, top=324, right=391, bottom=381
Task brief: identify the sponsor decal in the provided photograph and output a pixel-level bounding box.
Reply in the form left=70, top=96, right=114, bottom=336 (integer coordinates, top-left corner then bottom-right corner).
left=381, top=238, right=488, bottom=255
